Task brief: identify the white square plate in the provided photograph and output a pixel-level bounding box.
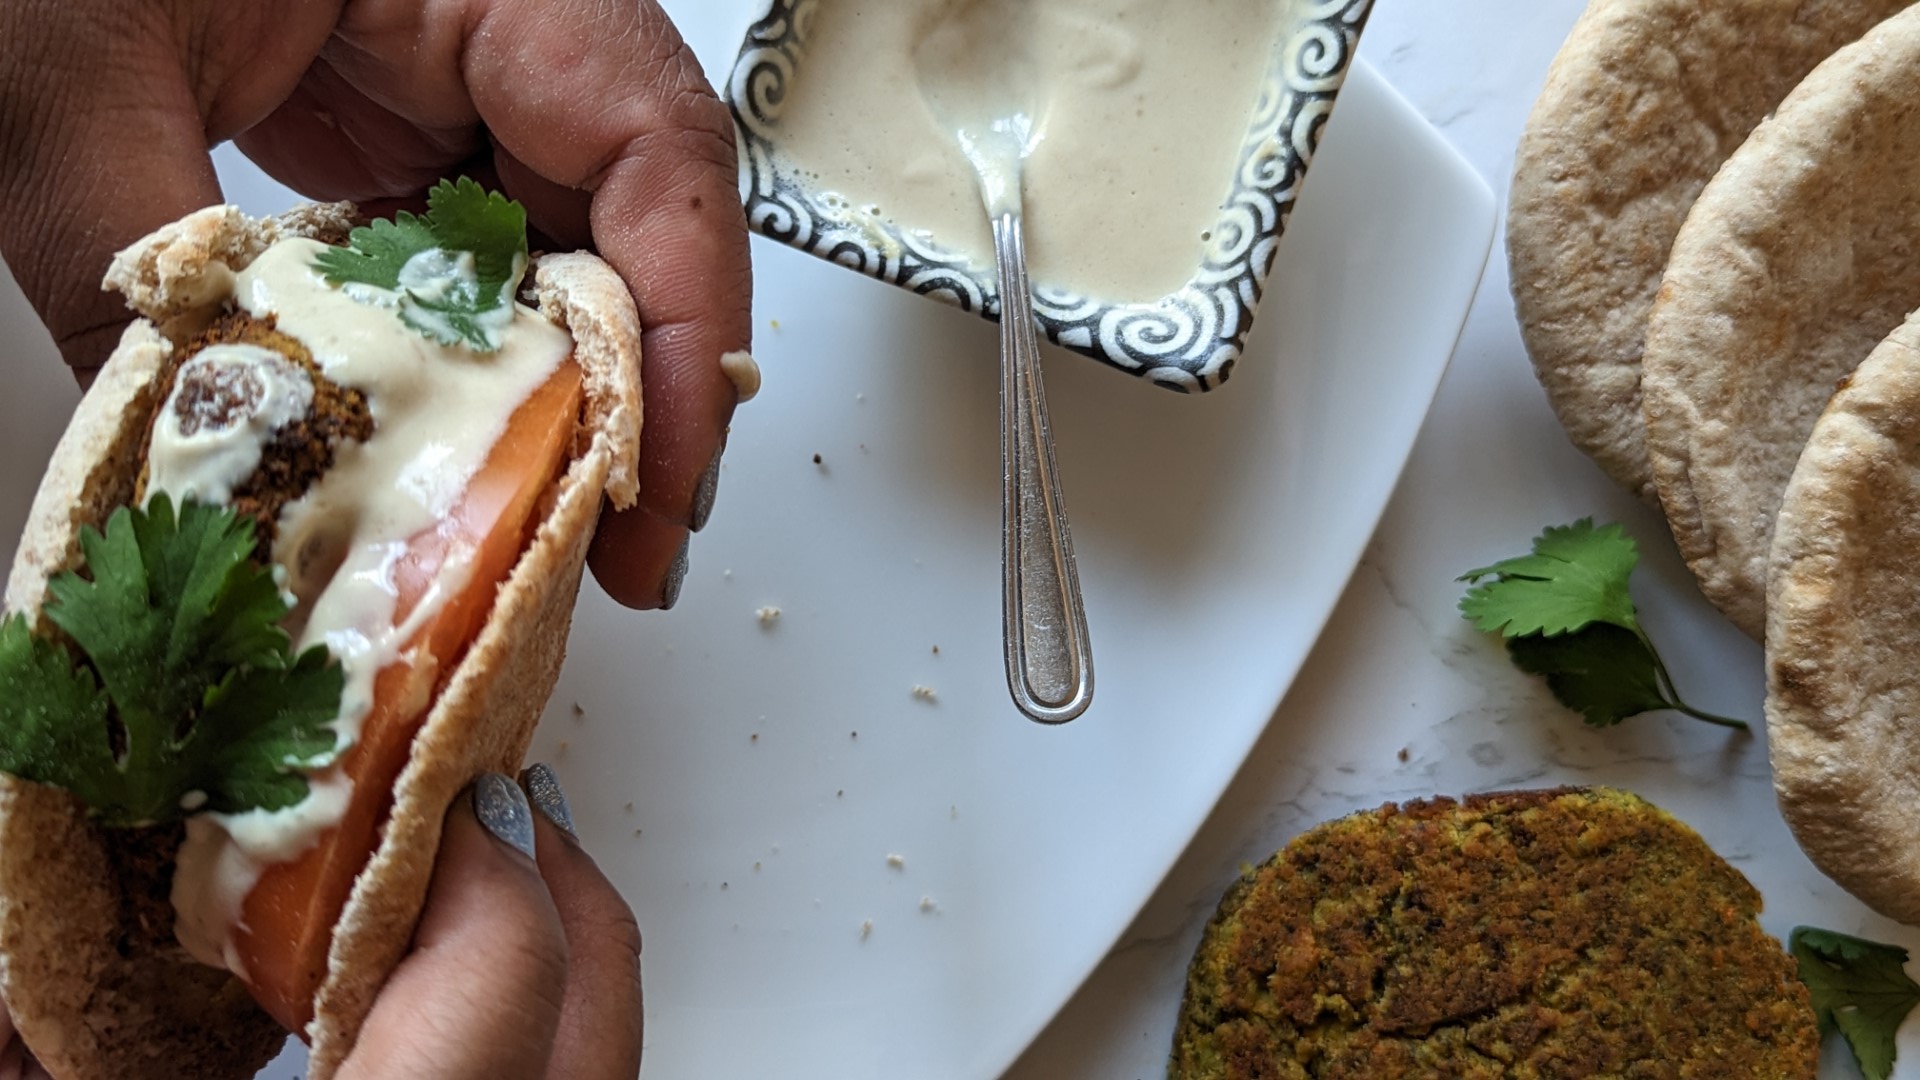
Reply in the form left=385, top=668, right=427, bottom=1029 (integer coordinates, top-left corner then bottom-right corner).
left=0, top=22, right=1491, bottom=1080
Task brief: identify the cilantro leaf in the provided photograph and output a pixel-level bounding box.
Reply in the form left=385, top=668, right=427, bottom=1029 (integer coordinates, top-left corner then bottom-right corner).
left=0, top=496, right=342, bottom=825
left=1792, top=926, right=1920, bottom=1080
left=0, top=615, right=116, bottom=799
left=313, top=176, right=529, bottom=352
left=196, top=645, right=342, bottom=813
left=1459, top=519, right=1748, bottom=731
left=1506, top=624, right=1671, bottom=728
left=1459, top=519, right=1640, bottom=636
left=310, top=214, right=438, bottom=293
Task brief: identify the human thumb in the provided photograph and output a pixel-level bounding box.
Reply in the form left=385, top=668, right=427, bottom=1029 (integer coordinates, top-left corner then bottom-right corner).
left=337, top=773, right=569, bottom=1079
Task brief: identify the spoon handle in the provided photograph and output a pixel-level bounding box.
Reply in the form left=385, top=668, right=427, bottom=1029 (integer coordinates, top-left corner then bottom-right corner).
left=993, top=210, right=1094, bottom=724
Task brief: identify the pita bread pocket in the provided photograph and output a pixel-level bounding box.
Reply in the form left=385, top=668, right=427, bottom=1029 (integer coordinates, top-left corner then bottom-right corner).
left=1638, top=6, right=1920, bottom=640
left=0, top=184, right=641, bottom=1079
left=1768, top=307, right=1920, bottom=926
left=1509, top=0, right=1911, bottom=500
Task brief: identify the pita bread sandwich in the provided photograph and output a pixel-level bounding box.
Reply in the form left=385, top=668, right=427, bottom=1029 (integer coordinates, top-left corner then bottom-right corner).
left=1640, top=5, right=1920, bottom=640
left=1509, top=0, right=1912, bottom=501
left=1768, top=308, right=1920, bottom=927
left=0, top=180, right=642, bottom=1078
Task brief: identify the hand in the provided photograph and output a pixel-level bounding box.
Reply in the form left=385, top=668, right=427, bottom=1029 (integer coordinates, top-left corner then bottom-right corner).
left=339, top=766, right=644, bottom=1078
left=0, top=766, right=644, bottom=1080
left=0, top=0, right=753, bottom=610
left=0, top=1007, right=49, bottom=1080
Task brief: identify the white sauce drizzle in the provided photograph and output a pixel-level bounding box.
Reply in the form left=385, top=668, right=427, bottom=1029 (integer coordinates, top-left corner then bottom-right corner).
left=145, top=344, right=314, bottom=507
left=172, top=773, right=353, bottom=981
left=168, top=236, right=571, bottom=974
left=720, top=350, right=762, bottom=402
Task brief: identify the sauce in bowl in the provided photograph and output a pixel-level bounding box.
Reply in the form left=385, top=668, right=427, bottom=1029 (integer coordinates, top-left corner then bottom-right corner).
left=770, top=0, right=1286, bottom=306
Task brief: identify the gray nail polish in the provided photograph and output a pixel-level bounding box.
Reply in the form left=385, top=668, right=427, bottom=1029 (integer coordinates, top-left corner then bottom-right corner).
left=519, top=763, right=576, bottom=838
left=472, top=773, right=536, bottom=859
left=660, top=535, right=691, bottom=610
left=689, top=446, right=725, bottom=533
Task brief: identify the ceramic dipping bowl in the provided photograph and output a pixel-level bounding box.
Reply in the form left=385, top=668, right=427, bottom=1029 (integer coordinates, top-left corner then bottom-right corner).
left=725, top=0, right=1374, bottom=392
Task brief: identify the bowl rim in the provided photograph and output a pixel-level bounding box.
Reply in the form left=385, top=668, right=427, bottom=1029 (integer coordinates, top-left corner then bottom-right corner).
left=725, top=0, right=1376, bottom=392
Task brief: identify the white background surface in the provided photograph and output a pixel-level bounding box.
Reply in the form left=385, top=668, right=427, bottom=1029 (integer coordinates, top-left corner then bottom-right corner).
left=1008, top=3, right=1920, bottom=1078
left=0, top=1, right=1912, bottom=1079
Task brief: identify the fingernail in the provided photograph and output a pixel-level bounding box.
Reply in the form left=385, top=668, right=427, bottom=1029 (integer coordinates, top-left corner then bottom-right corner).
left=472, top=773, right=536, bottom=859
left=659, top=535, right=691, bottom=610
left=519, top=763, right=576, bottom=839
left=689, top=444, right=725, bottom=533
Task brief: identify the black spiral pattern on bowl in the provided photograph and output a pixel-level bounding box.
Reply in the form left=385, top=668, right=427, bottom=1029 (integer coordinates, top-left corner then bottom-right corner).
left=726, top=0, right=1372, bottom=392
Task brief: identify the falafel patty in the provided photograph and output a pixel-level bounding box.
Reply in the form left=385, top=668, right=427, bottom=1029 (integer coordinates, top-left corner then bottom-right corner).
left=138, top=310, right=374, bottom=553
left=1171, top=787, right=1818, bottom=1079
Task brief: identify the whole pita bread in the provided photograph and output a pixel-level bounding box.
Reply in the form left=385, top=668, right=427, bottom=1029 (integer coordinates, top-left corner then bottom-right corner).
left=1768, top=308, right=1920, bottom=925
left=1509, top=0, right=1911, bottom=500
left=1639, top=6, right=1920, bottom=640
left=0, top=204, right=643, bottom=1079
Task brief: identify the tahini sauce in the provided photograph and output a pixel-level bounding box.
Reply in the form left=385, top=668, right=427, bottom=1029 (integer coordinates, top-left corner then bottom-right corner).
left=770, top=0, right=1284, bottom=304
left=144, top=345, right=315, bottom=506
left=160, top=237, right=571, bottom=974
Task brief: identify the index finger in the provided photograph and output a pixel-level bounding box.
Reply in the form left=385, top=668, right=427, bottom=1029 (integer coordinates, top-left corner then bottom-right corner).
left=517, top=764, right=644, bottom=1080
left=460, top=0, right=754, bottom=608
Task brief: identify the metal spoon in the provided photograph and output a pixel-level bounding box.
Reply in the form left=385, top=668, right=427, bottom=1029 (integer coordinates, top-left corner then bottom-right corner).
left=914, top=12, right=1094, bottom=723
left=990, top=202, right=1094, bottom=723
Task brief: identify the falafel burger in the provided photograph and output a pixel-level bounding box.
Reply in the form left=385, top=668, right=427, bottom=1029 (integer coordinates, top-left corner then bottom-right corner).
left=0, top=180, right=642, bottom=1079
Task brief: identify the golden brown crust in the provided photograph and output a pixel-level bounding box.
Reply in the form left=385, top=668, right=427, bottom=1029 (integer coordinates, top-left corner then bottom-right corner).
left=1170, top=788, right=1818, bottom=1080
left=1508, top=0, right=1910, bottom=501
left=0, top=205, right=644, bottom=1078
left=1640, top=7, right=1920, bottom=639
left=1767, top=307, right=1920, bottom=925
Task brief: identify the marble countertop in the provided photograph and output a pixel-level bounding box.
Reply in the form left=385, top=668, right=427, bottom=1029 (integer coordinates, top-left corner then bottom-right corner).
left=0, top=3, right=1908, bottom=1077
left=1003, top=3, right=1920, bottom=1078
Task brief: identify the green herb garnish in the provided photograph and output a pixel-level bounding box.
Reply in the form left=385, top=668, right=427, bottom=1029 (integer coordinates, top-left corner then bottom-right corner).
left=1792, top=926, right=1920, bottom=1080
left=1458, top=519, right=1747, bottom=730
left=0, top=495, right=342, bottom=825
left=313, top=176, right=529, bottom=352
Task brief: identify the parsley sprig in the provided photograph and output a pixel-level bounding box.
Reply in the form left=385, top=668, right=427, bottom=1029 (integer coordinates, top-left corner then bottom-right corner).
left=1458, top=519, right=1747, bottom=731
left=0, top=496, right=342, bottom=826
left=1792, top=927, right=1920, bottom=1080
left=314, top=177, right=529, bottom=352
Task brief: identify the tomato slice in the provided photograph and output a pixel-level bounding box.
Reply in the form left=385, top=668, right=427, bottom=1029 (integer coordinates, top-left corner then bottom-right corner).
left=233, top=358, right=584, bottom=1033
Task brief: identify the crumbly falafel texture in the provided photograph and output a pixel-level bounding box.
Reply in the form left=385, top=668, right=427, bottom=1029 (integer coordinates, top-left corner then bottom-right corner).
left=1170, top=788, right=1818, bottom=1079
left=136, top=311, right=375, bottom=557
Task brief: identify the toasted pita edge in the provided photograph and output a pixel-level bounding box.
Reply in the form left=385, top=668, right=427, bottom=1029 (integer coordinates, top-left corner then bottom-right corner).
left=305, top=248, right=644, bottom=1078
left=0, top=204, right=643, bottom=1079
left=1767, top=307, right=1920, bottom=926
left=1508, top=0, right=1677, bottom=502
left=1641, top=7, right=1920, bottom=640
left=0, top=312, right=286, bottom=1080
left=1508, top=0, right=1913, bottom=503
